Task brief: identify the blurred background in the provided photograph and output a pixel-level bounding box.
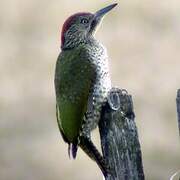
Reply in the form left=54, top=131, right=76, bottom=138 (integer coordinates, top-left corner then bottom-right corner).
left=0, top=0, right=180, bottom=179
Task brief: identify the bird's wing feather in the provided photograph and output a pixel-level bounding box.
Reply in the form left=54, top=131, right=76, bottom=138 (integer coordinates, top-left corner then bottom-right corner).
left=55, top=46, right=96, bottom=143
left=56, top=104, right=69, bottom=143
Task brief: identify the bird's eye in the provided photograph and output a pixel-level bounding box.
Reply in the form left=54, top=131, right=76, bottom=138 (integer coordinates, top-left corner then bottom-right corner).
left=81, top=18, right=89, bottom=24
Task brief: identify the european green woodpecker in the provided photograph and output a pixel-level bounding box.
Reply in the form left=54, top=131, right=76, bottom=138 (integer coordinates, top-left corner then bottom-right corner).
left=55, top=3, right=117, bottom=177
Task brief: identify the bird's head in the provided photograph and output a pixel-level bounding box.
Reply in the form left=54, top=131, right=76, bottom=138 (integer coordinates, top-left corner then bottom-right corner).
left=61, top=3, right=117, bottom=50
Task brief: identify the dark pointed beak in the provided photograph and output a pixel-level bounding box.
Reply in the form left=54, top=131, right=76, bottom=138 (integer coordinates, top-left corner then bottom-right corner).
left=94, top=3, right=118, bottom=20
left=89, top=3, right=118, bottom=34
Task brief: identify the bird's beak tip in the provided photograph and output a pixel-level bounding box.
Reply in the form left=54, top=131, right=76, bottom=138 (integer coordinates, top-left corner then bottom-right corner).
left=89, top=3, right=117, bottom=34
left=94, top=3, right=118, bottom=19
left=112, top=3, right=118, bottom=8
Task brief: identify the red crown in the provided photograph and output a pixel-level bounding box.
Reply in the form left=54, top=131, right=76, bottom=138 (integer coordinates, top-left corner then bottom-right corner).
left=61, top=12, right=92, bottom=47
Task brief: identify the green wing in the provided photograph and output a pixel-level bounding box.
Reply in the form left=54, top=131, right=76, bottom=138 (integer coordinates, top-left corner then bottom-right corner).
left=55, top=46, right=96, bottom=143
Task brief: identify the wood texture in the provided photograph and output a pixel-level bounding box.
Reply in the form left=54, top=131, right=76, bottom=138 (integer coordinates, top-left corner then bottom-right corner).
left=176, top=89, right=180, bottom=136
left=99, top=88, right=145, bottom=180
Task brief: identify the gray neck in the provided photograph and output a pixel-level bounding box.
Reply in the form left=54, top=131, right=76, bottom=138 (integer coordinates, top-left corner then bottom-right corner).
left=62, top=26, right=96, bottom=50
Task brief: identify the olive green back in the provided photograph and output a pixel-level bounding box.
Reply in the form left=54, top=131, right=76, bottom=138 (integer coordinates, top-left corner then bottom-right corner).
left=55, top=45, right=96, bottom=143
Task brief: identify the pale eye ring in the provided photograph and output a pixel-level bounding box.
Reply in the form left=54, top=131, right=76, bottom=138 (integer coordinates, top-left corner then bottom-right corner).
left=81, top=18, right=89, bottom=24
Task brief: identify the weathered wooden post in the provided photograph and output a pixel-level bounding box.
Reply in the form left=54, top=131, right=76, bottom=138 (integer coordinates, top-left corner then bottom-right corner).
left=99, top=88, right=145, bottom=180
left=176, top=89, right=180, bottom=136
left=169, top=89, right=180, bottom=180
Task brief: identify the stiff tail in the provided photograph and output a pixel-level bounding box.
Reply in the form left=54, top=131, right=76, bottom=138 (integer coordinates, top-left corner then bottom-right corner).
left=68, top=143, right=78, bottom=159
left=79, top=136, right=110, bottom=177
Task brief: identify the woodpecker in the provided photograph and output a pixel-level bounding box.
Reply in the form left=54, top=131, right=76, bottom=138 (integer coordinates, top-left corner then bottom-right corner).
left=55, top=3, right=117, bottom=177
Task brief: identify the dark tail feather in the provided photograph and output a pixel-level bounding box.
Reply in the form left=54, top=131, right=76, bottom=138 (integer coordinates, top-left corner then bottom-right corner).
left=79, top=136, right=110, bottom=177
left=68, top=143, right=78, bottom=159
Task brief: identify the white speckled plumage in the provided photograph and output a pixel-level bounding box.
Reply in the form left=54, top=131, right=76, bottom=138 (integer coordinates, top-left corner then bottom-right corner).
left=81, top=39, right=111, bottom=136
